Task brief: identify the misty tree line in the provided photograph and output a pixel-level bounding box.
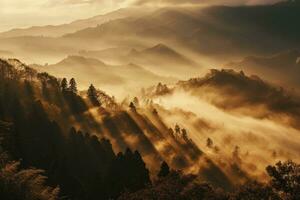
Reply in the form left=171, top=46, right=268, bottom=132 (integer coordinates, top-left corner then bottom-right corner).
left=0, top=60, right=150, bottom=199
left=0, top=59, right=300, bottom=200
left=120, top=160, right=300, bottom=200
left=59, top=77, right=118, bottom=111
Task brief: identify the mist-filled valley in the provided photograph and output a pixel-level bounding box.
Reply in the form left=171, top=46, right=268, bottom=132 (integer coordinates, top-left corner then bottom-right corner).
left=1, top=0, right=300, bottom=200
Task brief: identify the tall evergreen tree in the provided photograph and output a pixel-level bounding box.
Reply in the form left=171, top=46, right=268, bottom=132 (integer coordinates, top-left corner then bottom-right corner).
left=87, top=84, right=101, bottom=106
left=158, top=161, right=170, bottom=178
left=61, top=78, right=67, bottom=92
left=69, top=78, right=77, bottom=93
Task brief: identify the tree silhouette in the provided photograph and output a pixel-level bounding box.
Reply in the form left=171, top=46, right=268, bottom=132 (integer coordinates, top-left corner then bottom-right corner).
left=0, top=160, right=60, bottom=200
left=168, top=128, right=175, bottom=138
left=158, top=161, right=170, bottom=178
left=87, top=84, right=101, bottom=106
left=181, top=129, right=188, bottom=141
left=106, top=148, right=150, bottom=199
left=69, top=78, right=77, bottom=93
left=129, top=102, right=136, bottom=112
left=175, top=124, right=180, bottom=135
left=231, top=181, right=279, bottom=200
left=207, top=138, right=213, bottom=148
left=61, top=78, right=67, bottom=92
left=266, top=160, right=300, bottom=200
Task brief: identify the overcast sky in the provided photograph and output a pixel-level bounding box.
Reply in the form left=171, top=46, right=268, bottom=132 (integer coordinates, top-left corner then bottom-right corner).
left=0, top=0, right=282, bottom=32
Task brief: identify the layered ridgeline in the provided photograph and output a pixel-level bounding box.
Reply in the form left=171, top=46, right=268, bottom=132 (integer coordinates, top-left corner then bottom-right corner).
left=1, top=1, right=300, bottom=66
left=31, top=55, right=177, bottom=92
left=79, top=43, right=199, bottom=79
left=1, top=58, right=300, bottom=199
left=147, top=69, right=300, bottom=129
left=0, top=8, right=154, bottom=38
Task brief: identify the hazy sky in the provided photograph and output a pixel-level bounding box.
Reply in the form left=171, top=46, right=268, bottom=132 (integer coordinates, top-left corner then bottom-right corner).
left=0, top=0, right=282, bottom=32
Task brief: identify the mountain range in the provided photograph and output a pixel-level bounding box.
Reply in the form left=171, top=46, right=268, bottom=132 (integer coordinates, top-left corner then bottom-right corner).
left=79, top=43, right=199, bottom=78
left=1, top=1, right=300, bottom=199
left=32, top=55, right=176, bottom=95
left=1, top=1, right=300, bottom=66
left=0, top=8, right=154, bottom=38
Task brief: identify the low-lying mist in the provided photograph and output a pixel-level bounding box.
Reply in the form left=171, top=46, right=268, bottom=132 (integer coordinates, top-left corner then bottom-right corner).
left=152, top=91, right=300, bottom=180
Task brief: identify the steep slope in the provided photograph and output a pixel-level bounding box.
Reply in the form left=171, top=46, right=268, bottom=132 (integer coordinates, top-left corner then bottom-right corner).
left=2, top=57, right=300, bottom=199
left=139, top=69, right=300, bottom=188
left=187, top=1, right=300, bottom=55
left=175, top=69, right=300, bottom=129
left=0, top=58, right=208, bottom=199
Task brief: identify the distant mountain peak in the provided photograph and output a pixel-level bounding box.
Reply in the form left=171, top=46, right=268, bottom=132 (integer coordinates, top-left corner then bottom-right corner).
left=148, top=43, right=173, bottom=51
left=153, top=43, right=169, bottom=49
left=143, top=43, right=181, bottom=57
left=58, top=55, right=107, bottom=66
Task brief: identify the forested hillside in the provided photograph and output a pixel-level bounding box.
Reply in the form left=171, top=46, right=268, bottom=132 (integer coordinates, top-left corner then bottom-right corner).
left=1, top=58, right=300, bottom=200
left=0, top=58, right=203, bottom=199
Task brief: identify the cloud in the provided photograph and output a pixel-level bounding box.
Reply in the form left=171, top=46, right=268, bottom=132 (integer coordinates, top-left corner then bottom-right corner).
left=132, top=0, right=283, bottom=6
left=47, top=0, right=128, bottom=6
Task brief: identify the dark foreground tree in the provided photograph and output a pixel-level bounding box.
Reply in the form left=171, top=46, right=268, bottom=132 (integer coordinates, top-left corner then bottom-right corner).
left=230, top=181, right=279, bottom=200
left=87, top=84, right=101, bottom=106
left=60, top=78, right=67, bottom=92
left=69, top=78, right=77, bottom=93
left=107, top=149, right=150, bottom=199
left=266, top=160, right=300, bottom=200
left=158, top=161, right=170, bottom=178
left=119, top=171, right=227, bottom=200
left=0, top=160, right=60, bottom=200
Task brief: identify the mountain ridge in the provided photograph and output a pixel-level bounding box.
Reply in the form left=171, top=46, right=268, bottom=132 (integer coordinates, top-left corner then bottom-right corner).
left=0, top=7, right=153, bottom=38
left=32, top=55, right=176, bottom=91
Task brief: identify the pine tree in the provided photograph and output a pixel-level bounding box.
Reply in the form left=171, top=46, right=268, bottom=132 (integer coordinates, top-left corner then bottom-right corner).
left=87, top=84, right=100, bottom=106
left=61, top=78, right=67, bottom=92
left=69, top=78, right=77, bottom=93
left=158, top=161, right=170, bottom=178
left=181, top=129, right=188, bottom=141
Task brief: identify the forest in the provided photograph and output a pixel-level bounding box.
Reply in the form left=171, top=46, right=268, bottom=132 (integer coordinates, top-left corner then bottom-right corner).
left=0, top=58, right=299, bottom=200
left=1, top=1, right=300, bottom=199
